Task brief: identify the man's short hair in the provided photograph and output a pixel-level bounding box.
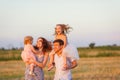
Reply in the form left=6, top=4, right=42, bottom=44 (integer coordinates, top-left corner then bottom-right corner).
left=53, top=39, right=64, bottom=46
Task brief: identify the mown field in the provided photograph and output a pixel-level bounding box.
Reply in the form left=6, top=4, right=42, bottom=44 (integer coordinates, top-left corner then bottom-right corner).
left=0, top=46, right=120, bottom=80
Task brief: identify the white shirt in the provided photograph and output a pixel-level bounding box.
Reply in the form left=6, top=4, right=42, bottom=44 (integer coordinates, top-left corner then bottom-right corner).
left=54, top=54, right=72, bottom=80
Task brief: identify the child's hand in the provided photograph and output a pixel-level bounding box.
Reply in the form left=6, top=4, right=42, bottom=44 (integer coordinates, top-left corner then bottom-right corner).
left=62, top=64, right=68, bottom=71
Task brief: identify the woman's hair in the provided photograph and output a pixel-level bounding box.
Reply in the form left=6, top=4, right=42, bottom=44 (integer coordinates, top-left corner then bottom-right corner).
left=24, top=36, right=33, bottom=45
left=54, top=24, right=72, bottom=35
left=37, top=37, right=52, bottom=52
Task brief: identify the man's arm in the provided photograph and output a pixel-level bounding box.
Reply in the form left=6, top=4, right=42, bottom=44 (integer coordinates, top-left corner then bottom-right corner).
left=67, top=60, right=78, bottom=69
left=71, top=60, right=78, bottom=69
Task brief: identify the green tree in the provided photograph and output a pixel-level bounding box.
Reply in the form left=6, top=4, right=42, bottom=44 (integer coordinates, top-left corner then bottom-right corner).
left=89, top=43, right=95, bottom=49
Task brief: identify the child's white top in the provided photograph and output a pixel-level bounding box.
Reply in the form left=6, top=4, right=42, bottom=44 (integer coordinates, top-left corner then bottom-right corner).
left=62, top=44, right=80, bottom=60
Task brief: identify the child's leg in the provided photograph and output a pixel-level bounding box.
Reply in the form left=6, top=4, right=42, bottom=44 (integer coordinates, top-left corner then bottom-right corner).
left=49, top=54, right=54, bottom=65
left=48, top=52, right=55, bottom=71
left=29, top=56, right=36, bottom=73
left=30, top=63, right=34, bottom=72
left=29, top=63, right=35, bottom=75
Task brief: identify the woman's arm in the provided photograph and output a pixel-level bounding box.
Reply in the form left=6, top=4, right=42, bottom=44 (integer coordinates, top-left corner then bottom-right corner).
left=42, top=52, right=49, bottom=68
left=33, top=52, right=49, bottom=68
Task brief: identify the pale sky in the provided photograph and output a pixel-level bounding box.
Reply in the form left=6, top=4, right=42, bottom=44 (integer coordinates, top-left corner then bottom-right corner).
left=0, top=0, right=120, bottom=48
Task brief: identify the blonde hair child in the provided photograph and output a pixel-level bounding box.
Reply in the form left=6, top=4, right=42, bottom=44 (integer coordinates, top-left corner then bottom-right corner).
left=48, top=24, right=79, bottom=71
left=21, top=36, right=40, bottom=75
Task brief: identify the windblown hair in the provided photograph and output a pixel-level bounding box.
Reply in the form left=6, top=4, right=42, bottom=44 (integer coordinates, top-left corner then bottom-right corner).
left=37, top=37, right=52, bottom=52
left=54, top=24, right=72, bottom=35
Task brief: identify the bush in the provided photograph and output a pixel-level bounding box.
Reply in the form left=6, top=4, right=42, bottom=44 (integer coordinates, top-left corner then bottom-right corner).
left=89, top=43, right=95, bottom=49
left=0, top=50, right=22, bottom=61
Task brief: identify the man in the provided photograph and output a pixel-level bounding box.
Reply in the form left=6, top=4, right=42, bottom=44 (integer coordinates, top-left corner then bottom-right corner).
left=51, top=39, right=78, bottom=80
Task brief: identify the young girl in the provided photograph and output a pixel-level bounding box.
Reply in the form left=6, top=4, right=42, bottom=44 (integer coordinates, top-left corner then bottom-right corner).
left=48, top=24, right=79, bottom=71
left=21, top=36, right=40, bottom=76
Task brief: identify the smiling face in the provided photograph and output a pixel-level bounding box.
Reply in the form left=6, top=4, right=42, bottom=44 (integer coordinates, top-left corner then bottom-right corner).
left=53, top=42, right=63, bottom=53
left=37, top=38, right=43, bottom=48
left=55, top=25, right=63, bottom=35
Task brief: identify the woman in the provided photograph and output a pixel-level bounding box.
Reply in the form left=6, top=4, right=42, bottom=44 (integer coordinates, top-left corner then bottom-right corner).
left=25, top=37, right=52, bottom=80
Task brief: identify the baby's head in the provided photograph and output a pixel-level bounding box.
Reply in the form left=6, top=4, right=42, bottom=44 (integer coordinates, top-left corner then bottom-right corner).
left=24, top=36, right=33, bottom=45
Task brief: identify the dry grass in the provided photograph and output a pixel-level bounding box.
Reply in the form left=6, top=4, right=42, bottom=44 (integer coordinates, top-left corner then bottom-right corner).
left=79, top=49, right=120, bottom=57
left=0, top=57, right=120, bottom=80
left=72, top=57, right=120, bottom=80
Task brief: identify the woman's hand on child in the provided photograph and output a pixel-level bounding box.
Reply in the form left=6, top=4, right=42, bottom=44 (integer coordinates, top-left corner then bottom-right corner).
left=29, top=58, right=35, bottom=64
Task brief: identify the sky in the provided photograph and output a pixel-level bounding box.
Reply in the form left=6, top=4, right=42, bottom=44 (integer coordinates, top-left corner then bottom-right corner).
left=0, top=0, right=120, bottom=49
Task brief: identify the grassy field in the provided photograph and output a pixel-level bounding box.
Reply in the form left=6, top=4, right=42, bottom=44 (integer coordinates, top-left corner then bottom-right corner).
left=0, top=46, right=120, bottom=61
left=0, top=57, right=120, bottom=80
left=0, top=46, right=120, bottom=80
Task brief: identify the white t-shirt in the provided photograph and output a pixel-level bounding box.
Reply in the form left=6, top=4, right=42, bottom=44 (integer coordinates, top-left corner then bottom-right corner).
left=54, top=54, right=72, bottom=80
